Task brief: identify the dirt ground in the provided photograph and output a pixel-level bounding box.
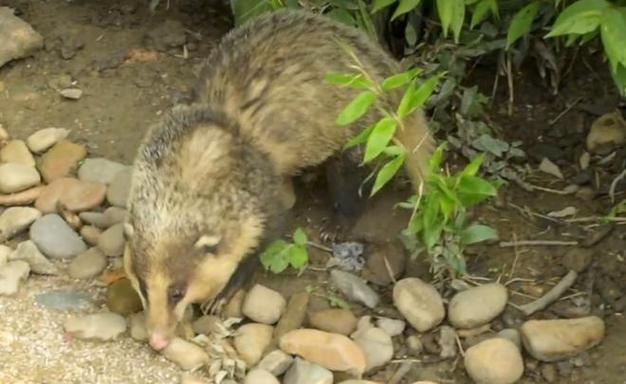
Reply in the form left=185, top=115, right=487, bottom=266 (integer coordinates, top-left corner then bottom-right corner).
left=0, top=0, right=625, bottom=383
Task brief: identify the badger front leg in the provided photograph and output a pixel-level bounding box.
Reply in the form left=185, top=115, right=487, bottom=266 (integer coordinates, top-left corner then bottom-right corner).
left=202, top=253, right=259, bottom=316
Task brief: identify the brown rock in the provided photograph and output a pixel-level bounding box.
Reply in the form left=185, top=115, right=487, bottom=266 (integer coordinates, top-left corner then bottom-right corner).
left=464, top=338, right=524, bottom=384
left=279, top=328, right=366, bottom=376
left=274, top=292, right=310, bottom=341
left=0, top=185, right=44, bottom=206
left=60, top=181, right=106, bottom=212
left=309, top=309, right=357, bottom=335
left=38, top=140, right=87, bottom=182
left=223, top=289, right=245, bottom=318
left=234, top=323, right=274, bottom=366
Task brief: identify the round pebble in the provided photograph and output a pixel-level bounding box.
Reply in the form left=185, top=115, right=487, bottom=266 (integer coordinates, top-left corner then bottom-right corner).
left=162, top=338, right=209, bottom=370
left=97, top=223, right=125, bottom=257
left=234, top=323, right=274, bottom=366
left=0, top=140, right=35, bottom=166
left=351, top=327, right=393, bottom=371
left=106, top=278, right=143, bottom=315
left=26, top=127, right=69, bottom=153
left=107, top=167, right=132, bottom=207
left=29, top=214, right=87, bottom=259
left=39, top=140, right=87, bottom=182
left=464, top=338, right=524, bottom=384
left=68, top=247, right=107, bottom=279
left=64, top=312, right=127, bottom=341
left=242, top=284, right=286, bottom=325
left=309, top=308, right=358, bottom=335
left=9, top=240, right=58, bottom=275
left=448, top=283, right=508, bottom=329
left=244, top=369, right=279, bottom=384
left=0, top=206, right=41, bottom=241
left=0, top=261, right=30, bottom=296
left=393, top=278, right=445, bottom=332
left=78, top=158, right=128, bottom=184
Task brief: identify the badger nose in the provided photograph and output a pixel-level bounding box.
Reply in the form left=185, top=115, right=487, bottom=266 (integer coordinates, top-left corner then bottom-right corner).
left=149, top=332, right=170, bottom=351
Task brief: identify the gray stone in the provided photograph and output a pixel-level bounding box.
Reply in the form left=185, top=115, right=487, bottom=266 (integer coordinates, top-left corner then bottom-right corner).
left=29, top=214, right=87, bottom=259
left=374, top=317, right=405, bottom=337
left=106, top=167, right=132, bottom=207
left=0, top=207, right=41, bottom=241
left=97, top=223, right=125, bottom=257
left=244, top=369, right=279, bottom=384
left=68, top=247, right=107, bottom=279
left=283, top=358, right=333, bottom=384
left=330, top=269, right=379, bottom=309
left=9, top=240, right=58, bottom=275
left=257, top=349, right=294, bottom=376
left=77, top=158, right=127, bottom=184
left=64, top=312, right=127, bottom=341
left=35, top=290, right=93, bottom=311
left=497, top=328, right=521, bottom=350
left=351, top=326, right=393, bottom=371
left=130, top=312, right=148, bottom=341
left=0, top=163, right=40, bottom=193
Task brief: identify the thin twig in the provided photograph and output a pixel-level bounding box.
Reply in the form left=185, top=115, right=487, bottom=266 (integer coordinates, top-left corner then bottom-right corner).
left=499, top=240, right=578, bottom=247
left=609, top=168, right=626, bottom=204
left=518, top=270, right=578, bottom=316
left=307, top=241, right=332, bottom=253
left=549, top=97, right=582, bottom=125
left=388, top=362, right=412, bottom=384
left=506, top=53, right=514, bottom=116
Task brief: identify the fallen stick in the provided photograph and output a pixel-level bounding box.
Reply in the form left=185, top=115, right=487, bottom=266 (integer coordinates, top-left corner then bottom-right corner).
left=499, top=240, right=578, bottom=247
left=518, top=270, right=578, bottom=316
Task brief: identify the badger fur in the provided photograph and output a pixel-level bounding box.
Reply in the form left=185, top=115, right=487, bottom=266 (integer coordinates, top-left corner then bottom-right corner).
left=123, top=8, right=434, bottom=351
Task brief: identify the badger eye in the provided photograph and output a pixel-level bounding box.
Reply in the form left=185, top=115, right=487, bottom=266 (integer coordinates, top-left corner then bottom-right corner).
left=168, top=286, right=186, bottom=304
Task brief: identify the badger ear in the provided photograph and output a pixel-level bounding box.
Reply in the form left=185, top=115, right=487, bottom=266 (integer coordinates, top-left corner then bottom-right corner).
left=123, top=223, right=134, bottom=239
left=194, top=234, right=222, bottom=254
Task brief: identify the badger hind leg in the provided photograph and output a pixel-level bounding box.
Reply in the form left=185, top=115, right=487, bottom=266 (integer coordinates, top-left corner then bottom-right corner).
left=320, top=148, right=372, bottom=243
left=203, top=254, right=259, bottom=316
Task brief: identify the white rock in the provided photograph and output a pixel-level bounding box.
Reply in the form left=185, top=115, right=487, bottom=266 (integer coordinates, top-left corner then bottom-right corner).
left=393, top=278, right=445, bottom=332
left=283, top=358, right=333, bottom=384
left=162, top=337, right=209, bottom=370
left=448, top=283, right=508, bottom=329
left=375, top=317, right=405, bottom=337
left=464, top=338, right=524, bottom=384
left=0, top=261, right=30, bottom=295
left=26, top=127, right=69, bottom=153
left=242, top=284, right=286, bottom=324
left=0, top=163, right=40, bottom=193
left=538, top=158, right=563, bottom=179
left=9, top=240, right=58, bottom=275
left=257, top=349, right=294, bottom=376
left=586, top=111, right=626, bottom=154
left=234, top=323, right=274, bottom=365
left=351, top=326, right=393, bottom=371
left=64, top=312, right=127, bottom=341
left=520, top=316, right=605, bottom=362
left=0, top=140, right=35, bottom=166
left=0, top=244, right=10, bottom=266
left=0, top=206, right=41, bottom=241
left=244, top=369, right=279, bottom=384
left=330, top=269, right=379, bottom=309
left=60, top=88, right=82, bottom=100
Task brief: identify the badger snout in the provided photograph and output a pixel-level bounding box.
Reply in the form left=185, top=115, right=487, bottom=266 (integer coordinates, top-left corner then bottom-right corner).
left=148, top=331, right=171, bottom=351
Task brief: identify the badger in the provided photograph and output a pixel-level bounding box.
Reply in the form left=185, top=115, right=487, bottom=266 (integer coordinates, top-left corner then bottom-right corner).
left=123, top=8, right=434, bottom=351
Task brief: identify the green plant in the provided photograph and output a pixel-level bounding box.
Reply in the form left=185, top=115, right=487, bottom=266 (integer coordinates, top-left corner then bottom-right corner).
left=326, top=45, right=444, bottom=195
left=260, top=228, right=309, bottom=273
left=399, top=143, right=500, bottom=276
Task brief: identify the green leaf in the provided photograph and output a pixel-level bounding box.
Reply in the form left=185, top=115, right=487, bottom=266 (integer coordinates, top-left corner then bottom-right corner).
left=470, top=0, right=497, bottom=29
left=546, top=0, right=608, bottom=37
left=370, top=153, right=406, bottom=196
left=461, top=153, right=485, bottom=177
left=461, top=224, right=498, bottom=244
left=260, top=240, right=290, bottom=273
left=422, top=194, right=445, bottom=249
left=428, top=143, right=447, bottom=174
left=325, top=73, right=369, bottom=88
left=292, top=228, right=307, bottom=246
left=600, top=8, right=626, bottom=72
left=506, top=1, right=541, bottom=49
left=457, top=175, right=498, bottom=206
left=437, top=0, right=466, bottom=41
left=381, top=68, right=422, bottom=91
left=230, top=0, right=273, bottom=26
left=451, top=0, right=466, bottom=43
left=289, top=246, right=309, bottom=269
left=391, top=0, right=422, bottom=20
left=610, top=63, right=626, bottom=96
left=327, top=7, right=358, bottom=26
left=345, top=124, right=375, bottom=149
left=363, top=117, right=398, bottom=163
left=336, top=91, right=377, bottom=126
left=397, top=74, right=442, bottom=118
left=372, top=0, right=396, bottom=13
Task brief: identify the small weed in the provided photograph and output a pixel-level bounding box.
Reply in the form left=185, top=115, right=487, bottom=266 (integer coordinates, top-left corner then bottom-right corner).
left=260, top=228, right=309, bottom=274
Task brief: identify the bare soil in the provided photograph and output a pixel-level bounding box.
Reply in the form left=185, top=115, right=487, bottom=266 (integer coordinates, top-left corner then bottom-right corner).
left=0, top=1, right=624, bottom=383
